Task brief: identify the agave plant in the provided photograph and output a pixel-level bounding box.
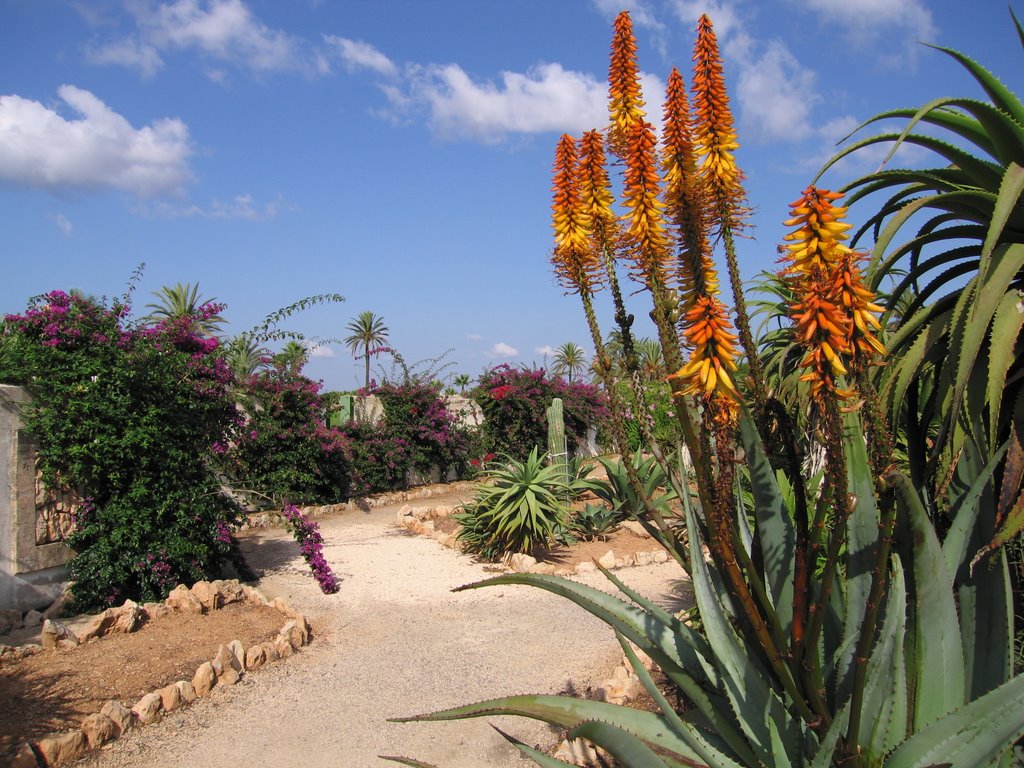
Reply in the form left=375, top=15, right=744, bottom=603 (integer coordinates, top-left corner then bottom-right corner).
left=568, top=502, right=625, bottom=541
left=453, top=448, right=571, bottom=558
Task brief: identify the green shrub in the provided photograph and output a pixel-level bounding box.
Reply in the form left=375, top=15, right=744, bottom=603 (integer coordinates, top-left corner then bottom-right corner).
left=1, top=291, right=248, bottom=610
left=471, top=365, right=608, bottom=461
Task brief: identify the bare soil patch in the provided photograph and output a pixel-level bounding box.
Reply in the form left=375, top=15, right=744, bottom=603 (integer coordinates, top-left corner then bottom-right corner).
left=0, top=602, right=288, bottom=760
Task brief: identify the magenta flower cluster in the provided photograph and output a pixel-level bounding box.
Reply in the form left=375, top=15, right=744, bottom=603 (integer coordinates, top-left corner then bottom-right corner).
left=281, top=504, right=339, bottom=594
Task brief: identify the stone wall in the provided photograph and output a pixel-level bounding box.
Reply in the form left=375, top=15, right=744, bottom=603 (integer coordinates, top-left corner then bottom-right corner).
left=0, top=385, right=72, bottom=612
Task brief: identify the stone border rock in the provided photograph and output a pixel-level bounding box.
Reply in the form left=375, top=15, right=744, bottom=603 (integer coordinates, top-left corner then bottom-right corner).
left=239, top=481, right=477, bottom=530
left=5, top=579, right=313, bottom=768
left=395, top=503, right=671, bottom=576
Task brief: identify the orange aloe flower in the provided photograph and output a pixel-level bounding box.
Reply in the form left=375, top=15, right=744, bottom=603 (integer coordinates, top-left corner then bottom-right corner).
left=669, top=294, right=740, bottom=424
left=578, top=129, right=621, bottom=262
left=662, top=66, right=715, bottom=305
left=607, top=10, right=647, bottom=159
left=621, top=120, right=672, bottom=285
left=550, top=134, right=600, bottom=295
left=691, top=14, right=745, bottom=228
left=781, top=186, right=886, bottom=401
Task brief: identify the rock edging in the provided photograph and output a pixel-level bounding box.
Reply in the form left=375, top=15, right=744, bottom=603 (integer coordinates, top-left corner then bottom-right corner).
left=395, top=504, right=671, bottom=575
left=241, top=481, right=477, bottom=530
left=6, top=579, right=313, bottom=768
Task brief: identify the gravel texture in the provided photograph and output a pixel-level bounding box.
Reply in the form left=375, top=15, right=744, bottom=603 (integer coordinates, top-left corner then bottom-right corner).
left=78, top=493, right=691, bottom=768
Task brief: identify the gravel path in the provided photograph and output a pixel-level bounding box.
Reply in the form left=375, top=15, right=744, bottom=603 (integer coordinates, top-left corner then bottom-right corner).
left=80, top=492, right=690, bottom=768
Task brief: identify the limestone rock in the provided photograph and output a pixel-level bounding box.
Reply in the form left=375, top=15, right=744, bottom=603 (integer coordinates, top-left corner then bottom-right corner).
left=528, top=563, right=558, bottom=575
left=244, top=644, right=267, bottom=671
left=211, top=579, right=244, bottom=605
left=218, top=666, right=241, bottom=686
left=620, top=519, right=651, bottom=538
left=260, top=641, right=280, bottom=662
left=80, top=600, right=142, bottom=642
left=9, top=741, right=39, bottom=768
left=165, top=585, right=204, bottom=614
left=22, top=609, right=44, bottom=628
left=653, top=550, right=669, bottom=564
left=552, top=737, right=599, bottom=766
left=142, top=602, right=170, bottom=621
left=633, top=551, right=654, bottom=567
left=598, top=665, right=641, bottom=705
left=274, top=635, right=294, bottom=658
left=40, top=620, right=78, bottom=650
left=175, top=680, right=197, bottom=703
left=226, top=639, right=245, bottom=671
left=597, top=550, right=617, bottom=569
left=189, top=581, right=221, bottom=611
left=192, top=661, right=216, bottom=696
left=158, top=682, right=182, bottom=712
left=80, top=712, right=118, bottom=748
left=279, top=620, right=307, bottom=650
left=212, top=643, right=241, bottom=676
left=240, top=585, right=268, bottom=606
left=131, top=692, right=163, bottom=724
left=508, top=553, right=538, bottom=573
left=574, top=561, right=596, bottom=574
left=99, top=701, right=134, bottom=736
left=35, top=731, right=87, bottom=766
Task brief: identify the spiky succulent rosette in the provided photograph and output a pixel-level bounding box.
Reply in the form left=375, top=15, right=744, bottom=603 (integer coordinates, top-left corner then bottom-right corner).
left=550, top=134, right=600, bottom=295
left=607, top=10, right=646, bottom=159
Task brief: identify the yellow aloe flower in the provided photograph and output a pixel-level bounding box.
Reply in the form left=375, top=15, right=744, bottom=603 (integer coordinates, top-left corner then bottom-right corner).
left=782, top=186, right=853, bottom=276
left=691, top=14, right=745, bottom=226
left=789, top=276, right=854, bottom=403
left=831, top=251, right=886, bottom=365
left=607, top=10, right=647, bottom=159
left=550, top=134, right=600, bottom=294
left=669, top=295, right=740, bottom=423
left=621, top=120, right=672, bottom=284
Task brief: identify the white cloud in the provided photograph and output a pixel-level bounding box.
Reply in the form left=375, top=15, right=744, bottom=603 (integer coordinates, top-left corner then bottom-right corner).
left=136, top=192, right=289, bottom=219
left=405, top=62, right=607, bottom=142
left=305, top=342, right=335, bottom=358
left=670, top=0, right=743, bottom=41
left=466, top=333, right=484, bottom=341
left=732, top=37, right=817, bottom=142
left=0, top=85, right=192, bottom=197
left=49, top=213, right=73, bottom=235
left=535, top=345, right=556, bottom=357
left=490, top=342, right=519, bottom=358
left=324, top=36, right=397, bottom=77
left=591, top=0, right=664, bottom=31
left=86, top=38, right=164, bottom=78
left=801, top=0, right=936, bottom=47
left=90, top=0, right=319, bottom=77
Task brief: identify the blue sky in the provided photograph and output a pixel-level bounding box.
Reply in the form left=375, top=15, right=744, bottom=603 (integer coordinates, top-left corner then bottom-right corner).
left=2, top=0, right=1021, bottom=391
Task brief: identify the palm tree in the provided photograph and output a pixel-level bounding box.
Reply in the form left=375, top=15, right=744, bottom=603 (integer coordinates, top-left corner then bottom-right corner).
left=344, top=311, right=389, bottom=389
left=143, top=282, right=224, bottom=336
left=453, top=373, right=472, bottom=394
left=274, top=340, right=308, bottom=374
left=224, top=335, right=271, bottom=380
left=552, top=341, right=587, bottom=383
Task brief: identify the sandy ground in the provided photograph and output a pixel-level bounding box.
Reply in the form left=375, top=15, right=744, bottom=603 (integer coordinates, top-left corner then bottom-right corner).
left=75, top=492, right=691, bottom=768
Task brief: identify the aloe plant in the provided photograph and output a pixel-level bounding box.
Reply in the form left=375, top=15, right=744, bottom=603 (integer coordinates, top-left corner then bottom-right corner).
left=393, top=410, right=1023, bottom=767
left=385, top=11, right=1023, bottom=768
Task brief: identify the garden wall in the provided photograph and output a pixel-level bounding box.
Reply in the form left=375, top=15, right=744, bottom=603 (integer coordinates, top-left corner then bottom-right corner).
left=0, top=385, right=72, bottom=612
